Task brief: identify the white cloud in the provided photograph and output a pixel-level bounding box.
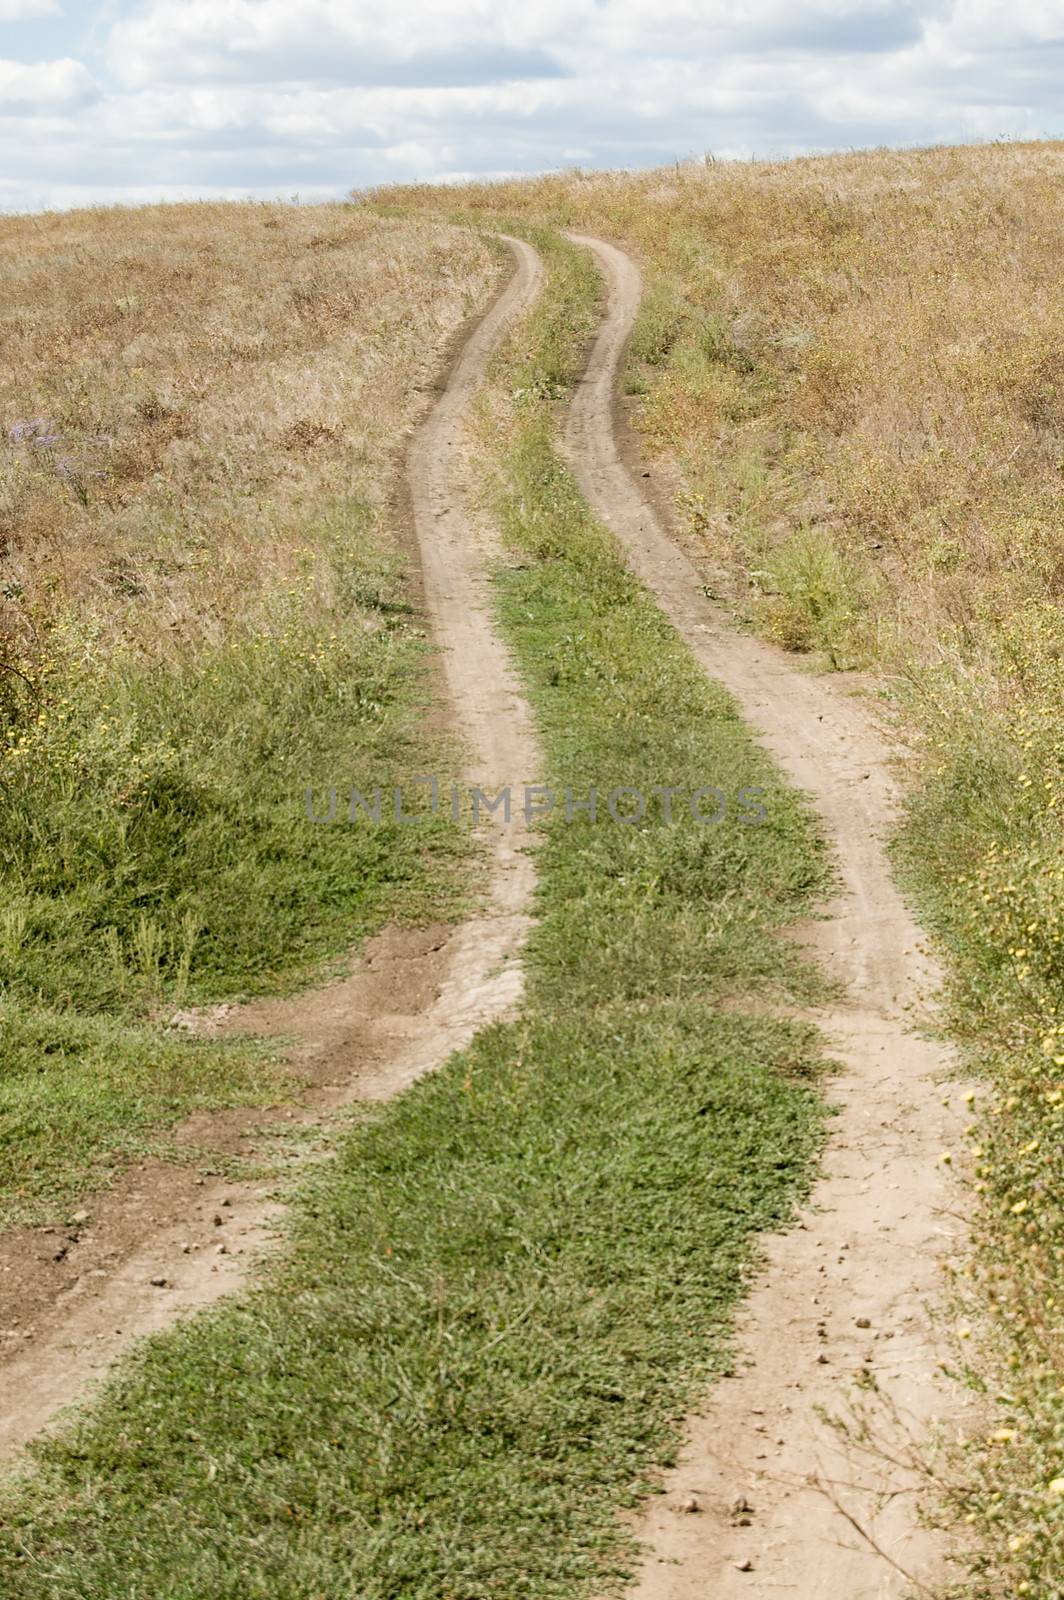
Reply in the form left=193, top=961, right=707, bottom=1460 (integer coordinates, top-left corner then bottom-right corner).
left=0, top=0, right=1063, bottom=210
left=0, top=0, right=60, bottom=20
left=0, top=56, right=98, bottom=111
left=106, top=0, right=574, bottom=87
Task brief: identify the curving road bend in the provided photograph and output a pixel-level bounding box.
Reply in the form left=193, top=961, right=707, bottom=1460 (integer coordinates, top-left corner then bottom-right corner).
left=564, top=233, right=967, bottom=1600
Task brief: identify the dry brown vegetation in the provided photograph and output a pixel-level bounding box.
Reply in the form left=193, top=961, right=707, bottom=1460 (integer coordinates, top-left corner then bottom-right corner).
left=0, top=202, right=496, bottom=674
left=380, top=141, right=1064, bottom=673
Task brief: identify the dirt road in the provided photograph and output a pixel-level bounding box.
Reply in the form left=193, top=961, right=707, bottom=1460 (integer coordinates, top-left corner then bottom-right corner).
left=563, top=233, right=966, bottom=1598
left=0, top=237, right=542, bottom=1464
left=1, top=227, right=967, bottom=1600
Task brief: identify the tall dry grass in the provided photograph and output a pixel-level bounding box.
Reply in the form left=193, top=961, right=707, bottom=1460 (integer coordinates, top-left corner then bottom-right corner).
left=0, top=202, right=495, bottom=684
left=380, top=142, right=1064, bottom=669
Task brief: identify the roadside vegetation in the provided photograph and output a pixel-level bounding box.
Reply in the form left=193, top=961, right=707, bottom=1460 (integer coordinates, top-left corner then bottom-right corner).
left=379, top=142, right=1064, bottom=1596
left=0, top=227, right=832, bottom=1597
left=0, top=203, right=496, bottom=1220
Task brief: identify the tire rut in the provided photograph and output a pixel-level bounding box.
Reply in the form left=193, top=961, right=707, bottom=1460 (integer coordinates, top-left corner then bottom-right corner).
left=563, top=233, right=968, bottom=1600
left=0, top=237, right=542, bottom=1466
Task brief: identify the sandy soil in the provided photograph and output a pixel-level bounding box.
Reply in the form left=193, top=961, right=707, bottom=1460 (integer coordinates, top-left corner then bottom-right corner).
left=562, top=234, right=969, bottom=1599
left=0, top=237, right=543, bottom=1464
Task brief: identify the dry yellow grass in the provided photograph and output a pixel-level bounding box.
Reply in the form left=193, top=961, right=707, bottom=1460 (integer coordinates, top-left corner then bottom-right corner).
left=380, top=141, right=1064, bottom=672
left=0, top=202, right=497, bottom=678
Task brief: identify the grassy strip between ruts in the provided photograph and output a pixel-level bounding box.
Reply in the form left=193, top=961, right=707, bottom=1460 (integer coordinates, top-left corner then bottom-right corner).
left=0, top=226, right=832, bottom=1599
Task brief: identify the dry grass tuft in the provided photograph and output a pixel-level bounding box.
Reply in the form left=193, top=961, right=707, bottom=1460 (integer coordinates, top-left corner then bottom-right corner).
left=0, top=201, right=496, bottom=687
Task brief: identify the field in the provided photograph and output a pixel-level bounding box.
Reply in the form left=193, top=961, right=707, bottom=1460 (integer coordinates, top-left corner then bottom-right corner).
left=0, top=203, right=497, bottom=1217
left=378, top=143, right=1064, bottom=1595
left=0, top=226, right=833, bottom=1595
left=3, top=141, right=1063, bottom=1598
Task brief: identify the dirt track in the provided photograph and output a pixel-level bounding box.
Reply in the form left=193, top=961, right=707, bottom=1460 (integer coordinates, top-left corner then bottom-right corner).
left=1, top=229, right=967, bottom=1600
left=564, top=233, right=967, bottom=1599
left=0, top=237, right=542, bottom=1463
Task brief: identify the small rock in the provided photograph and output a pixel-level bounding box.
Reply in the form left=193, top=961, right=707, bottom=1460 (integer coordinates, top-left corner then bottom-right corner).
left=220, top=1197, right=231, bottom=1208
left=856, top=1316, right=872, bottom=1329
left=181, top=1243, right=191, bottom=1254
left=730, top=1496, right=753, bottom=1516
left=817, top=1352, right=830, bottom=1364
left=71, top=1209, right=89, bottom=1226
left=678, top=1494, right=700, bottom=1514
left=216, top=1244, right=228, bottom=1255
left=734, top=1557, right=754, bottom=1572
left=150, top=1275, right=168, bottom=1288
left=213, top=1214, right=224, bottom=1227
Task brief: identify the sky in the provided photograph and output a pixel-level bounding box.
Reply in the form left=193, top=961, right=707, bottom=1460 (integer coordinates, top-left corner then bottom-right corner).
left=0, top=0, right=1062, bottom=212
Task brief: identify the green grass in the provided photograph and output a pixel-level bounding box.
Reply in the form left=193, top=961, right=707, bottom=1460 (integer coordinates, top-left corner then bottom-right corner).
left=0, top=504, right=471, bottom=1223
left=0, top=1007, right=282, bottom=1216
left=0, top=226, right=832, bottom=1598
left=3, top=508, right=466, bottom=1014
left=485, top=231, right=830, bottom=1019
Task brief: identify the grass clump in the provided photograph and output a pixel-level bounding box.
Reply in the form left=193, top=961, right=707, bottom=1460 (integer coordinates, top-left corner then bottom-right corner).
left=0, top=227, right=831, bottom=1597
left=0, top=1008, right=279, bottom=1213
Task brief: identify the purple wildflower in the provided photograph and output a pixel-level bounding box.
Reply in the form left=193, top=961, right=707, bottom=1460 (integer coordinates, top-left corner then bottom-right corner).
left=8, top=418, right=60, bottom=447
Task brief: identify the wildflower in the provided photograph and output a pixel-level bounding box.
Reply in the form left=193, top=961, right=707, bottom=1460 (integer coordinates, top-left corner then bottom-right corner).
left=8, top=417, right=51, bottom=444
